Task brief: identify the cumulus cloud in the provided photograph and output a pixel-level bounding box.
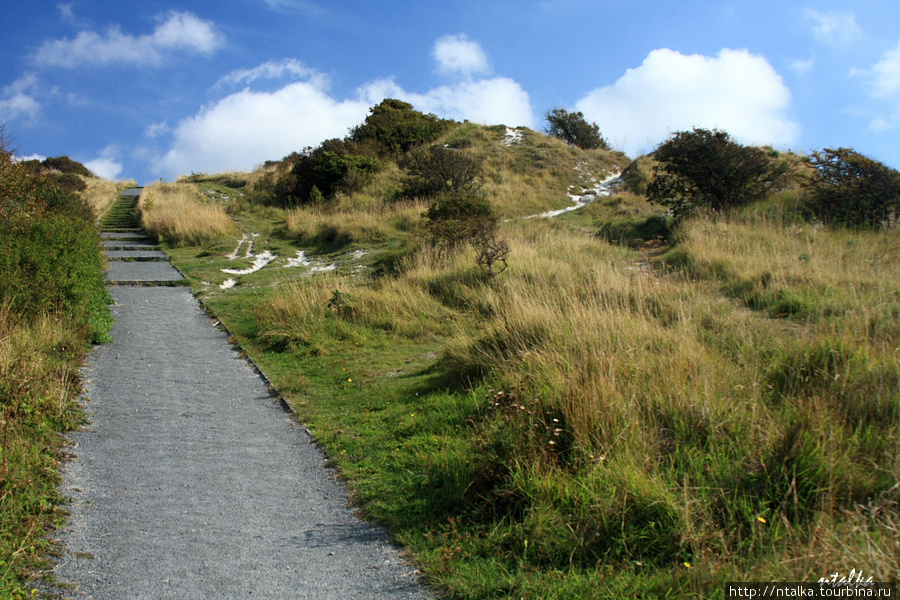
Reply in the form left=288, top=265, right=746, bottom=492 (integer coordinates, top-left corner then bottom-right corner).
left=803, top=8, right=864, bottom=47
left=433, top=34, right=491, bottom=77
left=153, top=75, right=371, bottom=177
left=361, top=76, right=533, bottom=128
left=85, top=147, right=124, bottom=180
left=33, top=11, right=224, bottom=67
left=575, top=48, right=799, bottom=156
left=13, top=153, right=47, bottom=163
left=153, top=43, right=534, bottom=179
left=1, top=74, right=42, bottom=121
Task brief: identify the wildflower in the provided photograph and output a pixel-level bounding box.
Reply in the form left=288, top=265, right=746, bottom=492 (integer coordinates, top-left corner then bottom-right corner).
left=684, top=561, right=691, bottom=568
left=348, top=378, right=353, bottom=382
left=757, top=516, right=767, bottom=524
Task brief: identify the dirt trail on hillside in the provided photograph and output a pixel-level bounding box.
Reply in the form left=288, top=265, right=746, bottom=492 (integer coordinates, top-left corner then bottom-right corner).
left=47, top=191, right=431, bottom=599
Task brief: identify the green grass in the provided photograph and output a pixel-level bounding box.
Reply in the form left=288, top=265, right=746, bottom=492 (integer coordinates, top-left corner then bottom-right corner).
left=156, top=124, right=898, bottom=598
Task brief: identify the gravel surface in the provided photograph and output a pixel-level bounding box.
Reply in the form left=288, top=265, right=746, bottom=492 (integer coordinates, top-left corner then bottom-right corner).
left=106, top=261, right=185, bottom=282
left=50, top=285, right=432, bottom=599
left=104, top=251, right=169, bottom=261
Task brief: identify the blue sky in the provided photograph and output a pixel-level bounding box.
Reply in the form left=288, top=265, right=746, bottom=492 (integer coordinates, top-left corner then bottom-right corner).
left=2, top=1, right=899, bottom=183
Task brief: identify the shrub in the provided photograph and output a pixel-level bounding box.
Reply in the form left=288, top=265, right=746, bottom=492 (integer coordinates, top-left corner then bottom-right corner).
left=400, top=145, right=484, bottom=199
left=424, top=193, right=495, bottom=251
left=805, top=147, right=900, bottom=227
left=350, top=98, right=452, bottom=157
left=289, top=139, right=381, bottom=205
left=647, top=127, right=787, bottom=218
left=41, top=155, right=94, bottom=177
left=544, top=108, right=609, bottom=150
left=0, top=139, right=108, bottom=330
left=423, top=193, right=509, bottom=276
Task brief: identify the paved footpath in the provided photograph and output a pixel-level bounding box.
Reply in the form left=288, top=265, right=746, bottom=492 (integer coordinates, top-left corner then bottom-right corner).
left=50, top=190, right=432, bottom=599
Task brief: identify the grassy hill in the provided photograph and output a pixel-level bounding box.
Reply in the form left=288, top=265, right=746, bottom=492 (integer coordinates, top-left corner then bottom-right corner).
left=136, top=115, right=898, bottom=597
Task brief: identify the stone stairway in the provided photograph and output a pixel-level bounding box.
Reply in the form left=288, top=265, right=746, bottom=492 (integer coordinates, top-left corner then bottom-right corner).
left=100, top=188, right=185, bottom=285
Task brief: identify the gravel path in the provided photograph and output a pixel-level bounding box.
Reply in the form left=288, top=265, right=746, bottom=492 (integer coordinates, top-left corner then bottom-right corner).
left=49, top=209, right=432, bottom=599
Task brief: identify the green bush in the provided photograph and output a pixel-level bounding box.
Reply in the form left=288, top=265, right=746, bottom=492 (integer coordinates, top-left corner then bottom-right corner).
left=544, top=108, right=609, bottom=150
left=647, top=128, right=787, bottom=218
left=0, top=136, right=110, bottom=333
left=41, top=155, right=94, bottom=177
left=805, top=147, right=900, bottom=227
left=400, top=145, right=484, bottom=200
left=350, top=98, right=452, bottom=157
left=266, top=139, right=381, bottom=206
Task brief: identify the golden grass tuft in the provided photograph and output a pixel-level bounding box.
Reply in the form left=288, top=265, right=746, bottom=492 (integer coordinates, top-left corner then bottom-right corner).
left=283, top=198, right=427, bottom=246
left=78, top=177, right=137, bottom=219
left=137, top=182, right=239, bottom=246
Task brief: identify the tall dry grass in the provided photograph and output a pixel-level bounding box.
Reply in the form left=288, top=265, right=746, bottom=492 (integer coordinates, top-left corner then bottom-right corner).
left=257, top=209, right=899, bottom=577
left=283, top=197, right=427, bottom=247
left=137, top=182, right=239, bottom=246
left=79, top=177, right=137, bottom=218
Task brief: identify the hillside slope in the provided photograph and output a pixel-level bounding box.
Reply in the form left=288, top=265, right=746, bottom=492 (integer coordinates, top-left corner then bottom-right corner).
left=153, top=118, right=898, bottom=598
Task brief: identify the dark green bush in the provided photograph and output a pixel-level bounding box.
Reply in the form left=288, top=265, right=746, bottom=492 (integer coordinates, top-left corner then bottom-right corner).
left=805, top=147, right=900, bottom=227
left=400, top=145, right=484, bottom=200
left=44, top=171, right=88, bottom=195
left=544, top=108, right=609, bottom=150
left=424, top=193, right=495, bottom=250
left=350, top=99, right=452, bottom=157
left=647, top=128, right=787, bottom=218
left=289, top=139, right=380, bottom=205
left=41, top=155, right=94, bottom=177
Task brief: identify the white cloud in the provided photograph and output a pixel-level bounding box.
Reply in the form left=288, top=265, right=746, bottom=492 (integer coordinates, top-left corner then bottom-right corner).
left=215, top=59, right=315, bottom=88
left=575, top=48, right=799, bottom=156
left=13, top=153, right=47, bottom=163
left=154, top=76, right=371, bottom=177
left=33, top=11, right=224, bottom=67
left=85, top=158, right=123, bottom=180
left=803, top=8, right=863, bottom=47
left=154, top=41, right=533, bottom=178
left=433, top=34, right=491, bottom=77
left=361, top=76, right=533, bottom=129
left=870, top=41, right=900, bottom=98
left=1, top=74, right=42, bottom=121
left=260, top=0, right=326, bottom=16
left=789, top=56, right=815, bottom=75
left=84, top=146, right=124, bottom=180
left=57, top=3, right=75, bottom=22
left=144, top=121, right=170, bottom=139
left=858, top=39, right=900, bottom=132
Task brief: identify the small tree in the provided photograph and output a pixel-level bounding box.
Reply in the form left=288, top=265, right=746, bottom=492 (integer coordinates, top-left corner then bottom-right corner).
left=400, top=146, right=484, bottom=199
left=805, top=147, right=900, bottom=227
left=544, top=108, right=609, bottom=150
left=423, top=192, right=509, bottom=276
left=647, top=127, right=786, bottom=218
